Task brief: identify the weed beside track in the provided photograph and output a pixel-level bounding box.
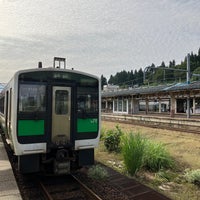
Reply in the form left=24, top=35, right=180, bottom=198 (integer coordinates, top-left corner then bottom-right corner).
left=96, top=121, right=200, bottom=200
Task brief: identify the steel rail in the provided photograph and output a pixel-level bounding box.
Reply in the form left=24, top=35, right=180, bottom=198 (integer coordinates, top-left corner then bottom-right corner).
left=39, top=181, right=53, bottom=200
left=71, top=175, right=103, bottom=200
left=38, top=175, right=102, bottom=200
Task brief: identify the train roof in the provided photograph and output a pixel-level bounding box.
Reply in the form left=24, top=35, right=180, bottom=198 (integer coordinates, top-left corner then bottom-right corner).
left=13, top=67, right=100, bottom=80
left=0, top=67, right=100, bottom=93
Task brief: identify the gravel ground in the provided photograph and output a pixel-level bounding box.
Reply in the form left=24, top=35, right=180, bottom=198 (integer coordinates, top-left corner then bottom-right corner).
left=74, top=165, right=130, bottom=200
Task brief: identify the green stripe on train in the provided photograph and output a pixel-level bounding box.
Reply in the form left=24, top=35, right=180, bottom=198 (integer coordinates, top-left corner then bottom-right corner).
left=77, top=118, right=98, bottom=133
left=18, top=120, right=44, bottom=136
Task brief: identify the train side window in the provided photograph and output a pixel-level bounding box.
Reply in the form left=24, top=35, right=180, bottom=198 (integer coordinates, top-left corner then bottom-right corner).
left=9, top=88, right=12, bottom=122
left=0, top=96, right=5, bottom=114
left=55, top=90, right=68, bottom=115
left=5, top=91, right=9, bottom=128
left=77, top=87, right=98, bottom=116
left=18, top=84, right=46, bottom=112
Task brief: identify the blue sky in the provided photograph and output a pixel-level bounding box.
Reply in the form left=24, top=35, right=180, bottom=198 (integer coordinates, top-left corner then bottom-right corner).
left=1, top=0, right=200, bottom=82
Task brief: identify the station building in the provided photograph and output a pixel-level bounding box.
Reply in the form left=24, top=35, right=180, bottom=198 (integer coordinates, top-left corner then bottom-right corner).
left=101, top=82, right=200, bottom=118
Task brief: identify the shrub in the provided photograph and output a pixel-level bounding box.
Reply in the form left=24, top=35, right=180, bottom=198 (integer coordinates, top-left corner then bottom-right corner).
left=88, top=165, right=108, bottom=180
left=100, top=127, right=106, bottom=141
left=155, top=170, right=177, bottom=182
left=184, top=169, right=200, bottom=186
left=104, top=125, right=122, bottom=152
left=143, top=141, right=174, bottom=172
left=121, top=133, right=146, bottom=176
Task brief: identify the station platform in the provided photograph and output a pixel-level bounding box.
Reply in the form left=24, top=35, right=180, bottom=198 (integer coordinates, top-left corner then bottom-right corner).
left=0, top=135, right=22, bottom=200
left=102, top=113, right=200, bottom=133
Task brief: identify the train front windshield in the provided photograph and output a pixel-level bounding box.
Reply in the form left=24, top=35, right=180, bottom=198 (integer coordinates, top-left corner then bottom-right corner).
left=18, top=84, right=46, bottom=112
left=17, top=70, right=99, bottom=139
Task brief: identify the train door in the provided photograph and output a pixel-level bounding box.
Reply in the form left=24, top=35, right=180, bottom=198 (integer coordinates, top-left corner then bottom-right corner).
left=52, top=86, right=71, bottom=144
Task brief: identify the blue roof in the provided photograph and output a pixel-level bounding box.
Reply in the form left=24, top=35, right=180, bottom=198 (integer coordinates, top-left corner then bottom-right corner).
left=102, top=81, right=200, bottom=98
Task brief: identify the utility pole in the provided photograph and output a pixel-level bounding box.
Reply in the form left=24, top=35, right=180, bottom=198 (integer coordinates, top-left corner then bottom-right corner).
left=143, top=53, right=192, bottom=118
left=187, top=53, right=190, bottom=84
left=186, top=54, right=190, bottom=118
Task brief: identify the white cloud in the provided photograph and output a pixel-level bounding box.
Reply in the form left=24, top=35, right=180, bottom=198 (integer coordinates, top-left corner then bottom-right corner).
left=0, top=0, right=200, bottom=82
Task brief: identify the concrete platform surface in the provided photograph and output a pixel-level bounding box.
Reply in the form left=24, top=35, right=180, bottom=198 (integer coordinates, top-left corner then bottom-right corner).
left=0, top=135, right=22, bottom=200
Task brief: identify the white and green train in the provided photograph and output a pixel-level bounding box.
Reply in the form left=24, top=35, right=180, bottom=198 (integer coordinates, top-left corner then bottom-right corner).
left=0, top=59, right=101, bottom=174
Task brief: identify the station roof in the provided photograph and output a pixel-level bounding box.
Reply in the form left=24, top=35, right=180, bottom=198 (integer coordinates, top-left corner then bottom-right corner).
left=102, top=81, right=200, bottom=98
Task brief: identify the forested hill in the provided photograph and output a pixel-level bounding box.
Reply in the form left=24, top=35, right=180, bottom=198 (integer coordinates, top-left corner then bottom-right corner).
left=101, top=48, right=200, bottom=89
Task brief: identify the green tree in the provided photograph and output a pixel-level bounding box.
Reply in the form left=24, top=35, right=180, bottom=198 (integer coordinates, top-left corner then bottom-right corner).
left=101, top=75, right=107, bottom=90
left=191, top=67, right=200, bottom=81
left=161, top=61, right=166, bottom=68
left=107, top=47, right=200, bottom=87
left=108, top=75, right=115, bottom=85
left=153, top=67, right=163, bottom=84
left=166, top=60, right=175, bottom=82
left=144, top=63, right=155, bottom=85
left=137, top=68, right=144, bottom=85
left=174, top=61, right=187, bottom=83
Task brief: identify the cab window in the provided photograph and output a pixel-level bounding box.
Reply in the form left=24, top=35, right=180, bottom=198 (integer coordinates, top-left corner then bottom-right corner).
left=18, top=84, right=46, bottom=112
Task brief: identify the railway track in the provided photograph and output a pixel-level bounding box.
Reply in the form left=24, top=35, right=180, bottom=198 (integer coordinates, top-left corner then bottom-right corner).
left=1, top=133, right=102, bottom=200
left=2, top=126, right=172, bottom=200
left=102, top=113, right=200, bottom=134
left=3, top=131, right=171, bottom=200
left=38, top=174, right=102, bottom=200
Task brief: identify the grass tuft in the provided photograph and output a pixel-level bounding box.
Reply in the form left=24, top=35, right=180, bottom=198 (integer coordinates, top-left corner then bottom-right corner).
left=121, top=132, right=174, bottom=175
left=143, top=141, right=174, bottom=172
left=184, top=169, right=200, bottom=186
left=88, top=165, right=108, bottom=180
left=121, top=133, right=146, bottom=176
